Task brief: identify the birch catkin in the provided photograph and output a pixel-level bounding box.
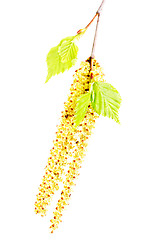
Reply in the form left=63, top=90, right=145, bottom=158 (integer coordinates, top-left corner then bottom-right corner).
left=35, top=58, right=105, bottom=231
left=34, top=0, right=122, bottom=235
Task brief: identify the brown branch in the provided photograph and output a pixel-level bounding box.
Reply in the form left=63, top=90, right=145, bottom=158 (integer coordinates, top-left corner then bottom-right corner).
left=77, top=0, right=105, bottom=34
left=76, top=0, right=106, bottom=75
left=90, top=0, right=105, bottom=73
left=97, top=0, right=105, bottom=14
left=91, top=13, right=100, bottom=59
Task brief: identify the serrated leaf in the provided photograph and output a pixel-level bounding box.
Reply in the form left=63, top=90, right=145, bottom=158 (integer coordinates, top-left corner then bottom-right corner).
left=91, top=82, right=121, bottom=123
left=74, top=92, right=91, bottom=128
left=46, top=39, right=77, bottom=83
left=46, top=32, right=85, bottom=83
left=58, top=36, right=78, bottom=63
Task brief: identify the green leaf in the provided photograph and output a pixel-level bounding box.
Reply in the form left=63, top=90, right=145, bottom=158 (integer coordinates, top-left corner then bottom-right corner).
left=46, top=33, right=85, bottom=83
left=58, top=36, right=78, bottom=63
left=91, top=82, right=121, bottom=123
left=46, top=45, right=66, bottom=83
left=74, top=92, right=91, bottom=128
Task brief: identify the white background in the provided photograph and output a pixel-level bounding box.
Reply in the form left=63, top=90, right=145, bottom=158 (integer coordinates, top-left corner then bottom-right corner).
left=0, top=0, right=163, bottom=239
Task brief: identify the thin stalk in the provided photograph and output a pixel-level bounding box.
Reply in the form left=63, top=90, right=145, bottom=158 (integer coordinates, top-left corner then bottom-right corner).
left=77, top=0, right=105, bottom=34
left=77, top=0, right=105, bottom=73
left=90, top=0, right=105, bottom=72
left=97, top=0, right=105, bottom=14
left=91, top=13, right=100, bottom=59
left=77, top=13, right=97, bottom=34
left=85, top=13, right=98, bottom=30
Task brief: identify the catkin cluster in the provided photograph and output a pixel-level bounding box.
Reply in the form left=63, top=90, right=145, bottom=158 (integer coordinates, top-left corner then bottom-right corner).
left=34, top=58, right=105, bottom=232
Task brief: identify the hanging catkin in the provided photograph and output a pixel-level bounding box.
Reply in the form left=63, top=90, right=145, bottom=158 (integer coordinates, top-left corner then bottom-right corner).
left=35, top=58, right=105, bottom=230
left=35, top=0, right=122, bottom=234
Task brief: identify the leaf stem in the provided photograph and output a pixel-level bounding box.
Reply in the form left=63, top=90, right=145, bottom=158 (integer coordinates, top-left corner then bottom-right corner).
left=85, top=13, right=98, bottom=30
left=77, top=0, right=105, bottom=34
left=86, top=0, right=105, bottom=31
left=77, top=0, right=105, bottom=75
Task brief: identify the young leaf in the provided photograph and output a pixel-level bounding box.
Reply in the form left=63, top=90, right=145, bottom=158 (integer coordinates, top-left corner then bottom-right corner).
left=46, top=38, right=76, bottom=83
left=91, top=82, right=121, bottom=123
left=58, top=36, right=78, bottom=63
left=74, top=92, right=91, bottom=128
left=46, top=32, right=85, bottom=83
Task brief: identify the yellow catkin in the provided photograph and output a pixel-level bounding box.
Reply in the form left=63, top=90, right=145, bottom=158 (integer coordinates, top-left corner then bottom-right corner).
left=35, top=58, right=105, bottom=229
left=48, top=58, right=105, bottom=232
